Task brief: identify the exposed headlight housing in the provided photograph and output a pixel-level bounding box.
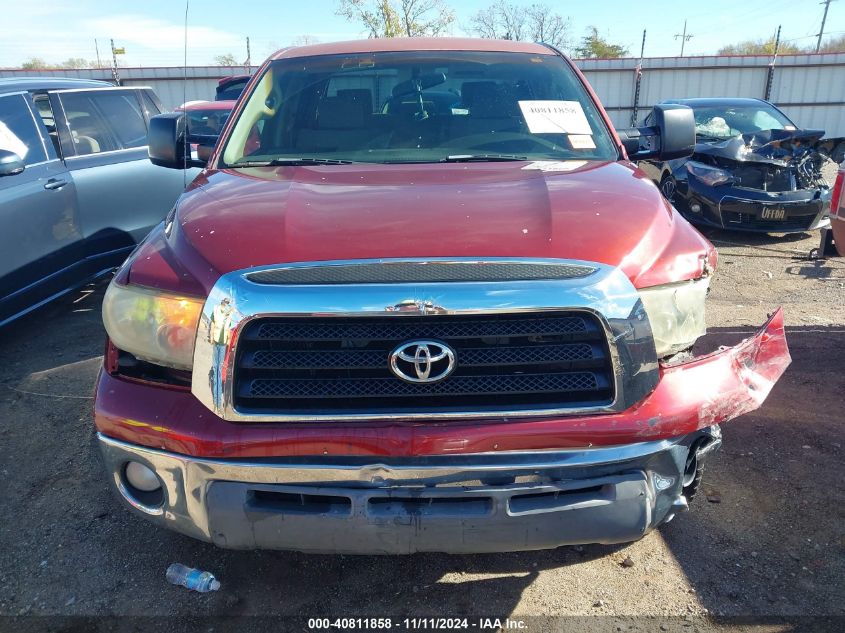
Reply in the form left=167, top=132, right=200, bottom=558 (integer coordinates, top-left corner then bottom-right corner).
left=102, top=282, right=204, bottom=370
left=639, top=277, right=710, bottom=358
left=686, top=161, right=734, bottom=187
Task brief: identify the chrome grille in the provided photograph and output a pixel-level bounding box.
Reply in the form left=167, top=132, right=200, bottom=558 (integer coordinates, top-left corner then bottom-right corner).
left=233, top=312, right=614, bottom=415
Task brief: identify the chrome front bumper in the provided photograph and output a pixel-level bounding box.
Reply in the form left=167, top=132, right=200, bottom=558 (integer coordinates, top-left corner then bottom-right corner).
left=98, top=429, right=720, bottom=554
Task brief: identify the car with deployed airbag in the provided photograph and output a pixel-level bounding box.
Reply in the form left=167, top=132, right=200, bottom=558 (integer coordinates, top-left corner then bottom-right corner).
left=639, top=97, right=832, bottom=233
left=93, top=39, right=791, bottom=554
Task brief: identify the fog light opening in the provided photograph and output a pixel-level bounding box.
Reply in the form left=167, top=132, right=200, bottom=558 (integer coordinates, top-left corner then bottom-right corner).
left=121, top=461, right=165, bottom=510
left=690, top=202, right=702, bottom=214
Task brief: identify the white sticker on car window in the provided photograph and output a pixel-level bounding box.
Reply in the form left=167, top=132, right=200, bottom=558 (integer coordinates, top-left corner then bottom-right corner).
left=518, top=101, right=592, bottom=135
left=568, top=135, right=596, bottom=149
left=522, top=160, right=587, bottom=172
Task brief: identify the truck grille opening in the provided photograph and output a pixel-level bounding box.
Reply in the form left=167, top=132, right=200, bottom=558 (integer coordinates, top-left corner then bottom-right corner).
left=232, top=312, right=614, bottom=416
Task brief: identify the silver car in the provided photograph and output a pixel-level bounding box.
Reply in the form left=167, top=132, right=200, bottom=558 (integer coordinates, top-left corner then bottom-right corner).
left=0, top=78, right=193, bottom=326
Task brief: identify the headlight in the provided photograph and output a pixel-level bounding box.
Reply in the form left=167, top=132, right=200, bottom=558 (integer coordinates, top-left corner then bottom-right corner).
left=639, top=277, right=709, bottom=358
left=686, top=161, right=733, bottom=187
left=102, top=282, right=204, bottom=370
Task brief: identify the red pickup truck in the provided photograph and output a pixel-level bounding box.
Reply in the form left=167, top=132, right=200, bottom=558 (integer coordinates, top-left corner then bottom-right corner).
left=94, top=38, right=790, bottom=554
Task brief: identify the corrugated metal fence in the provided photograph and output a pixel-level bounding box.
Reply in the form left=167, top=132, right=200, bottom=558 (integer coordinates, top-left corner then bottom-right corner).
left=2, top=52, right=843, bottom=136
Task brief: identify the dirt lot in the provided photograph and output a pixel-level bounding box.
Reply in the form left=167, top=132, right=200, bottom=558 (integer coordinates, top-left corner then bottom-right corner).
left=0, top=228, right=843, bottom=632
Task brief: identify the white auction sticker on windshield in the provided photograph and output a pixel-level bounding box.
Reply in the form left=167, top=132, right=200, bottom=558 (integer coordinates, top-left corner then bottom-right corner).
left=518, top=101, right=592, bottom=135
left=568, top=134, right=596, bottom=149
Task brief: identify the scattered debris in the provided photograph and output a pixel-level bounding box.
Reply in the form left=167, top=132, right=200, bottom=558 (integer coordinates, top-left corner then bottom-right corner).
left=621, top=556, right=635, bottom=568
left=706, top=489, right=722, bottom=503
left=593, top=599, right=605, bottom=608
left=763, top=271, right=773, bottom=279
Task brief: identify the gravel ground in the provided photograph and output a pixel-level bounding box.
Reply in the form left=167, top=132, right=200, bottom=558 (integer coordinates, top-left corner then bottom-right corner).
left=0, top=228, right=843, bottom=632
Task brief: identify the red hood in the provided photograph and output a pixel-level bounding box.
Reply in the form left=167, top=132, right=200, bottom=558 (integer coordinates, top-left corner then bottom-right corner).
left=129, top=161, right=716, bottom=294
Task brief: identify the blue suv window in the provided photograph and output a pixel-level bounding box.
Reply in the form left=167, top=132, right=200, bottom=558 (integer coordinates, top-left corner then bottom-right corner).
left=0, top=94, right=48, bottom=165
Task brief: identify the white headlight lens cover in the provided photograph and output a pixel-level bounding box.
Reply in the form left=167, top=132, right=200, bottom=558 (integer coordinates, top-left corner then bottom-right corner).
left=102, top=282, right=204, bottom=370
left=639, top=277, right=709, bottom=357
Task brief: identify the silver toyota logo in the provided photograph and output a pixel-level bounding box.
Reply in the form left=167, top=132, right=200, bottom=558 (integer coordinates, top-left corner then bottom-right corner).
left=389, top=340, right=456, bottom=384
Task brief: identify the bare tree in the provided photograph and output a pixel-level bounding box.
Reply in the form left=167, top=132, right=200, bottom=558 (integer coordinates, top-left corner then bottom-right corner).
left=469, top=2, right=569, bottom=48
left=59, top=58, right=92, bottom=69
left=292, top=35, right=321, bottom=46
left=214, top=53, right=240, bottom=66
left=336, top=0, right=454, bottom=38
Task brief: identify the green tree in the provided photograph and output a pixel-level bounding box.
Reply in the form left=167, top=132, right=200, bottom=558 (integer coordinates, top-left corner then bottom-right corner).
left=21, top=57, right=49, bottom=69
left=718, top=36, right=802, bottom=55
left=214, top=53, right=240, bottom=66
left=469, top=2, right=569, bottom=48
left=573, top=27, right=629, bottom=58
left=336, top=0, right=454, bottom=38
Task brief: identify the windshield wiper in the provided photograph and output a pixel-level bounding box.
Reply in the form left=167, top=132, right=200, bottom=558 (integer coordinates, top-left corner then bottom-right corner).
left=440, top=154, right=529, bottom=163
left=230, top=157, right=358, bottom=167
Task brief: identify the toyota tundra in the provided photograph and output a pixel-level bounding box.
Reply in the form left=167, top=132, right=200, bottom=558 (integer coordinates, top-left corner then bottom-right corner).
left=94, top=38, right=791, bottom=554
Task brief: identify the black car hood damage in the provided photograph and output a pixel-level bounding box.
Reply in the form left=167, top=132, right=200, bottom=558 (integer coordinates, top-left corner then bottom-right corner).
left=695, top=128, right=826, bottom=166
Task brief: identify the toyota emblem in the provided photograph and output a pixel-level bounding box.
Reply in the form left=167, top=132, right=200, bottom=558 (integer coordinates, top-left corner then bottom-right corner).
left=389, top=340, right=456, bottom=384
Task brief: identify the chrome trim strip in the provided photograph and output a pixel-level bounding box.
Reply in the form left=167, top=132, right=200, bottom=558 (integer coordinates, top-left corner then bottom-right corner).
left=191, top=257, right=659, bottom=423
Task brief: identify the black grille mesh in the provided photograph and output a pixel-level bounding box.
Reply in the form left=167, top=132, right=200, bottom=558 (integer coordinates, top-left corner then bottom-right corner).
left=234, top=312, right=614, bottom=415
left=246, top=262, right=597, bottom=285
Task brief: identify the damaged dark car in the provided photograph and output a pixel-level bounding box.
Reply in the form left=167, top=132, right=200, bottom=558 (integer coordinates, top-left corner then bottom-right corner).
left=639, top=98, right=831, bottom=232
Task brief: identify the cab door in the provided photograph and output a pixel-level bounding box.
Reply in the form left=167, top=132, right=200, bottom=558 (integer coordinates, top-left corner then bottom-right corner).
left=0, top=91, right=81, bottom=324
left=49, top=88, right=190, bottom=262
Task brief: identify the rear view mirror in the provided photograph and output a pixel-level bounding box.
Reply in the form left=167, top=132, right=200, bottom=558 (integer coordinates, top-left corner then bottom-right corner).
left=0, top=149, right=25, bottom=177
left=392, top=72, right=447, bottom=98
left=616, top=104, right=695, bottom=161
left=148, top=113, right=205, bottom=169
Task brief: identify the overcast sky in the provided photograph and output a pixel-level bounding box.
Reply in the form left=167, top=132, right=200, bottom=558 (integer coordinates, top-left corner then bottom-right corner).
left=1, top=0, right=843, bottom=67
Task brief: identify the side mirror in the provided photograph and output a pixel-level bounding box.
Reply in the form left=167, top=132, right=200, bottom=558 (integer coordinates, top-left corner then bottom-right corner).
left=616, top=104, right=695, bottom=161
left=0, top=149, right=25, bottom=177
left=148, top=113, right=205, bottom=169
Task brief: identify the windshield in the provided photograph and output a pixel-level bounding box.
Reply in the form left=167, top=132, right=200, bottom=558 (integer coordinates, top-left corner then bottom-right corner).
left=220, top=50, right=617, bottom=166
left=691, top=103, right=795, bottom=139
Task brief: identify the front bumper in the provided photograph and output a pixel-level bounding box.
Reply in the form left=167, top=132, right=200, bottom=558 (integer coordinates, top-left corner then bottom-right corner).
left=677, top=176, right=830, bottom=233
left=99, top=430, right=718, bottom=554
left=95, top=311, right=790, bottom=553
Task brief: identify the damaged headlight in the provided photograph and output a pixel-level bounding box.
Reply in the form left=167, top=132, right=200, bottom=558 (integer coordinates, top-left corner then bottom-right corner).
left=686, top=161, right=734, bottom=187
left=102, top=282, right=204, bottom=370
left=639, top=277, right=710, bottom=358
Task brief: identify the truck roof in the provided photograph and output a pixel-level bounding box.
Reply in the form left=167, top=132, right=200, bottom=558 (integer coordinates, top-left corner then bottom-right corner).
left=0, top=77, right=113, bottom=94
left=271, top=37, right=554, bottom=61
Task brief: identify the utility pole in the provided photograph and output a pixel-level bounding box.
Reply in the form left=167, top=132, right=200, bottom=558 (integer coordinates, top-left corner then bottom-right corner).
left=631, top=29, right=647, bottom=127
left=245, top=36, right=251, bottom=69
left=110, top=39, right=122, bottom=85
left=816, top=0, right=834, bottom=52
left=674, top=20, right=694, bottom=57
left=765, top=25, right=781, bottom=101
left=94, top=39, right=102, bottom=68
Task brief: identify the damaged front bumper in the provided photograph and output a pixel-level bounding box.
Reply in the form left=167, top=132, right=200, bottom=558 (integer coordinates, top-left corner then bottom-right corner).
left=95, top=311, right=790, bottom=554
left=677, top=177, right=830, bottom=233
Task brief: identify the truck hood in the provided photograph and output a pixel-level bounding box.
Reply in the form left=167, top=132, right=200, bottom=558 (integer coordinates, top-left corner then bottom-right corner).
left=143, top=161, right=715, bottom=293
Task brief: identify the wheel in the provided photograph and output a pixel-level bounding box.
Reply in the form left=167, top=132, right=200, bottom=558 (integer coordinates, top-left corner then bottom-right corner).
left=659, top=173, right=676, bottom=201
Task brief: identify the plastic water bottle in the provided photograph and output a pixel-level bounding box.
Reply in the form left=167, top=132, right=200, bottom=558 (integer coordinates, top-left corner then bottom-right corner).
left=166, top=563, right=221, bottom=593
